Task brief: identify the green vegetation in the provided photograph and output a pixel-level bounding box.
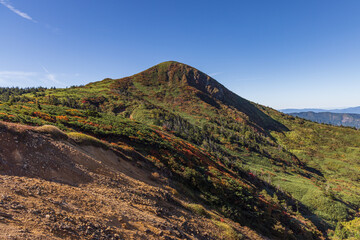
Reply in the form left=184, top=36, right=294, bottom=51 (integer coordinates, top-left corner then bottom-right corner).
left=0, top=61, right=359, bottom=239
left=334, top=217, right=360, bottom=239
left=34, top=125, right=68, bottom=139
left=185, top=203, right=210, bottom=217
left=184, top=201, right=243, bottom=239
left=212, top=219, right=244, bottom=240
left=67, top=132, right=109, bottom=148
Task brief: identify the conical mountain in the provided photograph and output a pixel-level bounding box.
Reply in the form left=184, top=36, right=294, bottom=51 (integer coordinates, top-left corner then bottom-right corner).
left=110, top=61, right=286, bottom=132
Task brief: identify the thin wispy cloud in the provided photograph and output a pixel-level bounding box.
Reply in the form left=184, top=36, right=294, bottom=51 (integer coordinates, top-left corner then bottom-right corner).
left=0, top=71, right=36, bottom=78
left=45, top=23, right=61, bottom=35
left=209, top=72, right=223, bottom=77
left=41, top=65, right=64, bottom=86
left=0, top=71, right=38, bottom=86
left=0, top=0, right=36, bottom=22
left=0, top=0, right=62, bottom=34
left=0, top=69, right=70, bottom=87
left=236, top=77, right=264, bottom=82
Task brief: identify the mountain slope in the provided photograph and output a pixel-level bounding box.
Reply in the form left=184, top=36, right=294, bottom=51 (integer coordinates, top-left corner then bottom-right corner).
left=114, top=61, right=287, bottom=132
left=0, top=61, right=359, bottom=239
left=0, top=121, right=267, bottom=239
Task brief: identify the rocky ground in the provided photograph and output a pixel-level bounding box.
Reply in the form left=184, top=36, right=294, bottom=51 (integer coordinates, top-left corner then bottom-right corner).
left=0, top=121, right=265, bottom=239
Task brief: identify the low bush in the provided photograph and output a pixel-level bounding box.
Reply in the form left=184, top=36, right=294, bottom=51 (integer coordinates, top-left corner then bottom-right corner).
left=67, top=132, right=108, bottom=149
left=149, top=172, right=160, bottom=181
left=212, top=219, right=244, bottom=240
left=185, top=203, right=210, bottom=218
left=334, top=218, right=360, bottom=239
left=34, top=125, right=68, bottom=139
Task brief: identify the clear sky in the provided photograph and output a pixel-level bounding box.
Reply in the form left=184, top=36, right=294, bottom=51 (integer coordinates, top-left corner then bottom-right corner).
left=1, top=0, right=360, bottom=109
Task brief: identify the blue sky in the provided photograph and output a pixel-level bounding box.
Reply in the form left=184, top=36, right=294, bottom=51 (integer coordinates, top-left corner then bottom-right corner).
left=1, top=0, right=360, bottom=109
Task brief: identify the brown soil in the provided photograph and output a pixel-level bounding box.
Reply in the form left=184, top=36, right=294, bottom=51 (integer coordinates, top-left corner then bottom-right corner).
left=0, top=121, right=265, bottom=240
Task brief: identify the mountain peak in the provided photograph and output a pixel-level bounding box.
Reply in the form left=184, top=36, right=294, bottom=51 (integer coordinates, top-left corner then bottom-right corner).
left=112, top=62, right=287, bottom=131
left=135, top=61, right=228, bottom=99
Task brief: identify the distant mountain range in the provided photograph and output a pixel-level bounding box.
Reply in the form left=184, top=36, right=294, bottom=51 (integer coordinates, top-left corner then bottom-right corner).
left=281, top=106, right=360, bottom=114
left=281, top=106, right=360, bottom=128
left=289, top=111, right=360, bottom=128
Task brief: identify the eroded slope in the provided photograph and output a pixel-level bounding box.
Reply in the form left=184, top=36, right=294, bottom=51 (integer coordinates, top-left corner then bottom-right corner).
left=0, top=121, right=265, bottom=240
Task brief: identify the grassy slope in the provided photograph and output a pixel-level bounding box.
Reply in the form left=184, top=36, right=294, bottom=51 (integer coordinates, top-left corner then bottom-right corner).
left=267, top=108, right=360, bottom=238
left=0, top=105, right=323, bottom=238
left=0, top=61, right=359, bottom=239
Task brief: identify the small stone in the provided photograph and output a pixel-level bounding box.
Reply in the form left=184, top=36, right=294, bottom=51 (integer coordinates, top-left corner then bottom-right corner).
left=121, top=223, right=127, bottom=229
left=0, top=212, right=13, bottom=219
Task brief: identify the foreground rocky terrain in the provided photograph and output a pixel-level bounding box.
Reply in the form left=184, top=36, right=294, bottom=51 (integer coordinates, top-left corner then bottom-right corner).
left=0, top=121, right=264, bottom=239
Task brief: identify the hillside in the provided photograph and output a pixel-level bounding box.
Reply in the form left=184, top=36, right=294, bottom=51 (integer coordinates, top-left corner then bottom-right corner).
left=0, top=121, right=268, bottom=239
left=0, top=61, right=359, bottom=239
left=288, top=111, right=360, bottom=129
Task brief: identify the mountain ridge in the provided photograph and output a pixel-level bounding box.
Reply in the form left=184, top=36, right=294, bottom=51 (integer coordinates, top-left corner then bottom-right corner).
left=281, top=106, right=360, bottom=114
left=288, top=111, right=360, bottom=129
